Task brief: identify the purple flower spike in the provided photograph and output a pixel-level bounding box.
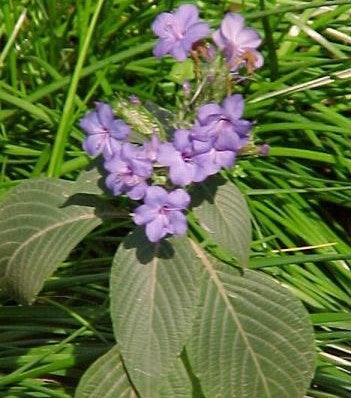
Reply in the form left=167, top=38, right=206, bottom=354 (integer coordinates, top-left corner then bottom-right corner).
left=104, top=143, right=152, bottom=200
left=152, top=4, right=210, bottom=61
left=193, top=94, right=252, bottom=152
left=158, top=129, right=214, bottom=186
left=213, top=13, right=263, bottom=72
left=133, top=186, right=190, bottom=242
left=80, top=102, right=130, bottom=159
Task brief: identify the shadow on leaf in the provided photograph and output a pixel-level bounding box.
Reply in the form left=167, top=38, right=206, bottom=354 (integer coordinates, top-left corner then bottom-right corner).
left=190, top=175, right=227, bottom=209
left=124, top=228, right=175, bottom=264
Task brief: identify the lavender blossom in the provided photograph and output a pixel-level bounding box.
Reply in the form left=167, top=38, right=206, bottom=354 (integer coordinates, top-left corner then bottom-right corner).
left=213, top=13, right=263, bottom=72
left=133, top=186, right=190, bottom=242
left=157, top=129, right=214, bottom=186
left=142, top=134, right=161, bottom=162
left=80, top=102, right=130, bottom=159
left=152, top=4, right=210, bottom=61
left=104, top=143, right=152, bottom=200
left=192, top=94, right=251, bottom=153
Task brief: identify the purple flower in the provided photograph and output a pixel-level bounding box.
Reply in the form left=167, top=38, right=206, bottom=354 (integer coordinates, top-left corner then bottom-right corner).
left=80, top=102, right=130, bottom=159
left=213, top=13, right=263, bottom=72
left=157, top=129, right=214, bottom=186
left=152, top=4, right=210, bottom=61
left=142, top=134, right=161, bottom=162
left=104, top=143, right=152, bottom=200
left=192, top=94, right=251, bottom=153
left=195, top=147, right=236, bottom=172
left=133, top=186, right=190, bottom=242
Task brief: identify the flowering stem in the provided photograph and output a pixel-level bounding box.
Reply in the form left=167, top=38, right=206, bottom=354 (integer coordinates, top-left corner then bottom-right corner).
left=191, top=51, right=201, bottom=81
left=47, top=0, right=105, bottom=177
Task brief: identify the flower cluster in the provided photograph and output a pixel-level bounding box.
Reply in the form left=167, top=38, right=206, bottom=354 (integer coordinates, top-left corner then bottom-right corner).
left=152, top=4, right=263, bottom=72
left=80, top=5, right=264, bottom=243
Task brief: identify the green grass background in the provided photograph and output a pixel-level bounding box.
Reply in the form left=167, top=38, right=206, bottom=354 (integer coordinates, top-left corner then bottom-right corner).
left=0, top=0, right=351, bottom=397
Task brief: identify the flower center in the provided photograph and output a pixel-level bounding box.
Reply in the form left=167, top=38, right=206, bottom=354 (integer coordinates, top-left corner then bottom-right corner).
left=166, top=22, right=184, bottom=40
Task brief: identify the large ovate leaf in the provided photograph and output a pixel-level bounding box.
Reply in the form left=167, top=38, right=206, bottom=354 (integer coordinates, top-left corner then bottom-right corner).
left=110, top=230, right=200, bottom=397
left=0, top=176, right=120, bottom=304
left=191, top=177, right=251, bottom=267
left=159, top=356, right=193, bottom=398
left=75, top=346, right=194, bottom=398
left=187, top=241, right=315, bottom=398
left=75, top=345, right=138, bottom=398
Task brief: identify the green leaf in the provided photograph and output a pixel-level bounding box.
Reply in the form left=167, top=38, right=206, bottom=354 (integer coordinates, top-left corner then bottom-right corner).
left=73, top=162, right=106, bottom=195
left=75, top=345, right=138, bottom=398
left=159, top=356, right=193, bottom=398
left=0, top=176, right=119, bottom=304
left=192, top=177, right=251, bottom=266
left=110, top=230, right=200, bottom=397
left=187, top=241, right=316, bottom=398
left=75, top=346, right=193, bottom=398
left=169, top=60, right=195, bottom=84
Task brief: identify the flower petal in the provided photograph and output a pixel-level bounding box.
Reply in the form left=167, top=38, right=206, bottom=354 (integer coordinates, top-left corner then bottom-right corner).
left=235, top=119, right=252, bottom=139
left=144, top=186, right=168, bottom=206
left=153, top=38, right=175, bottom=57
left=80, top=111, right=104, bottom=135
left=215, top=150, right=236, bottom=169
left=152, top=12, right=175, bottom=37
left=127, top=182, right=148, bottom=200
left=133, top=204, right=158, bottom=225
left=173, top=129, right=191, bottom=151
left=192, top=138, right=214, bottom=154
left=251, top=49, right=264, bottom=69
left=212, top=29, right=226, bottom=49
left=236, top=28, right=262, bottom=48
left=104, top=157, right=128, bottom=173
left=174, top=4, right=199, bottom=31
left=146, top=216, right=168, bottom=242
left=167, top=189, right=191, bottom=210
left=95, top=102, right=114, bottom=128
left=169, top=160, right=194, bottom=186
left=184, top=22, right=210, bottom=43
left=222, top=94, right=244, bottom=120
left=220, top=13, right=245, bottom=41
left=111, top=119, right=130, bottom=140
left=214, top=130, right=240, bottom=152
left=195, top=150, right=221, bottom=176
left=197, top=103, right=222, bottom=125
left=170, top=42, right=188, bottom=61
left=103, top=138, right=122, bottom=159
left=157, top=142, right=180, bottom=166
left=82, top=134, right=105, bottom=156
left=168, top=211, right=187, bottom=235
left=105, top=174, right=124, bottom=195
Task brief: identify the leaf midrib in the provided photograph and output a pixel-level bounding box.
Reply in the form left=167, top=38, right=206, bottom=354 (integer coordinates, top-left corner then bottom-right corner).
left=189, top=239, right=271, bottom=398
